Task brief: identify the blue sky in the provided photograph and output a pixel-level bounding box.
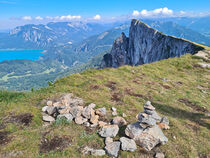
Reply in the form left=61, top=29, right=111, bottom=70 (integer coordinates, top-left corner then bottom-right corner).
left=0, top=0, right=210, bottom=29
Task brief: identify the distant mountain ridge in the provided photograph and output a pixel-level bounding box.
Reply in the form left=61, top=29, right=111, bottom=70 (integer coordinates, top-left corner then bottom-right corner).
left=0, top=21, right=120, bottom=49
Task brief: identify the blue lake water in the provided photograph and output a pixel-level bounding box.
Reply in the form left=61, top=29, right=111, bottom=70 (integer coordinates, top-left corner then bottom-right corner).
left=0, top=50, right=43, bottom=62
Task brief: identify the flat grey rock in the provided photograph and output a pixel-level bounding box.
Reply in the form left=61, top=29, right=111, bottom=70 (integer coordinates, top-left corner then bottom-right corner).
left=99, top=125, right=119, bottom=138
left=46, top=106, right=57, bottom=115
left=42, top=115, right=55, bottom=122
left=120, top=137, right=137, bottom=152
left=125, top=122, right=144, bottom=139
left=105, top=141, right=121, bottom=157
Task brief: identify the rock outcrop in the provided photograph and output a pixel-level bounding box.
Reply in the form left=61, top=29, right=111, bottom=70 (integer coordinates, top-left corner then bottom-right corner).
left=101, top=19, right=204, bottom=68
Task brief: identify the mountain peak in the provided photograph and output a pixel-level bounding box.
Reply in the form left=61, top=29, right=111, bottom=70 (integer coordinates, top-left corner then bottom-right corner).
left=101, top=19, right=204, bottom=68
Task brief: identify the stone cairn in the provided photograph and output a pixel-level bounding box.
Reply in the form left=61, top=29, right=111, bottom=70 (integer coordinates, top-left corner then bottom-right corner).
left=42, top=94, right=169, bottom=157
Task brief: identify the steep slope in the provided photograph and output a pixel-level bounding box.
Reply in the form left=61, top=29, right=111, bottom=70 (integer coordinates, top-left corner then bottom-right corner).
left=0, top=53, right=209, bottom=157
left=101, top=19, right=204, bottom=68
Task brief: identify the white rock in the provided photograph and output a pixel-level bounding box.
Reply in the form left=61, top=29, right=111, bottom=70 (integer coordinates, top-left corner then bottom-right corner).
left=42, top=115, right=55, bottom=122
left=47, top=100, right=53, bottom=106
left=42, top=106, right=48, bottom=112
left=112, top=107, right=117, bottom=112
left=88, top=103, right=96, bottom=109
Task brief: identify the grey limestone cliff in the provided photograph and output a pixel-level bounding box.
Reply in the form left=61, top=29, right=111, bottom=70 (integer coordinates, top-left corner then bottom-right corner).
left=101, top=19, right=204, bottom=68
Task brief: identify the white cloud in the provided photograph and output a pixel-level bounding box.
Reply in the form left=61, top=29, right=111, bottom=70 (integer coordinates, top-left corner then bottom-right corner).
left=35, top=16, right=43, bottom=20
left=132, top=10, right=140, bottom=16
left=132, top=7, right=174, bottom=17
left=22, top=16, right=32, bottom=21
left=59, top=15, right=81, bottom=21
left=93, top=14, right=101, bottom=20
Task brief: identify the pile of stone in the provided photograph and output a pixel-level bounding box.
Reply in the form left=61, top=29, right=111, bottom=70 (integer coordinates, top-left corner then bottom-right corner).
left=125, top=101, right=169, bottom=151
left=42, top=94, right=109, bottom=129
left=41, top=94, right=169, bottom=157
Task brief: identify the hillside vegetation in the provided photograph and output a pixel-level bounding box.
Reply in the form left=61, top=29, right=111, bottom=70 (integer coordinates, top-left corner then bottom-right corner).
left=0, top=53, right=209, bottom=157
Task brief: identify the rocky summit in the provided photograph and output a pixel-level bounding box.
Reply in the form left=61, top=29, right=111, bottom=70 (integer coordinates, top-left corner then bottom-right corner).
left=101, top=19, right=204, bottom=68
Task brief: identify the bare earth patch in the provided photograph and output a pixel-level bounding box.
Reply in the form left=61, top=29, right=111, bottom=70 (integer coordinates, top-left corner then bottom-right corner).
left=0, top=131, right=11, bottom=146
left=178, top=98, right=208, bottom=113
left=39, top=136, right=72, bottom=153
left=105, top=81, right=117, bottom=90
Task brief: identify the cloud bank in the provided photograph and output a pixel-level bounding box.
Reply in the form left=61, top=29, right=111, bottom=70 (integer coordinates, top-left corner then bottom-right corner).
left=131, top=7, right=210, bottom=18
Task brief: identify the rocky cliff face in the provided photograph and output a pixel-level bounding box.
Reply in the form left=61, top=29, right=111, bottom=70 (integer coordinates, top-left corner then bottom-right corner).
left=101, top=19, right=204, bottom=68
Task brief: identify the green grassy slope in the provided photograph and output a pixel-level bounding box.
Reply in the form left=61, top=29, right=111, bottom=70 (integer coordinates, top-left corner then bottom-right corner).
left=0, top=53, right=209, bottom=158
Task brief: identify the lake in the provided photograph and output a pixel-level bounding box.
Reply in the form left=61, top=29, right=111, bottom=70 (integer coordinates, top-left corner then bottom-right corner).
left=0, top=50, right=43, bottom=62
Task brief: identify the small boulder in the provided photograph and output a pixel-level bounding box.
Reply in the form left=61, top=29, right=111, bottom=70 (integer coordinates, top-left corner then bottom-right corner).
left=46, top=106, right=57, bottom=115
left=90, top=115, right=99, bottom=125
left=105, top=141, right=121, bottom=157
left=95, top=107, right=107, bottom=116
left=84, top=122, right=90, bottom=127
left=57, top=114, right=73, bottom=122
left=133, top=125, right=168, bottom=151
left=112, top=116, right=127, bottom=126
left=69, top=97, right=84, bottom=107
left=105, top=137, right=113, bottom=145
left=122, top=113, right=127, bottom=117
left=138, top=113, right=156, bottom=126
left=70, top=106, right=83, bottom=118
left=42, top=115, right=55, bottom=122
left=53, top=102, right=62, bottom=107
left=144, top=101, right=155, bottom=111
left=82, top=106, right=95, bottom=119
left=112, top=111, right=118, bottom=116
left=98, top=121, right=107, bottom=127
left=91, top=149, right=106, bottom=156
left=82, top=146, right=93, bottom=155
left=155, top=152, right=165, bottom=158
left=160, top=117, right=169, bottom=125
left=125, top=122, right=144, bottom=139
left=47, top=100, right=53, bottom=106
left=99, top=124, right=119, bottom=138
left=112, top=107, right=117, bottom=112
left=75, top=116, right=87, bottom=125
left=59, top=93, right=73, bottom=106
left=120, top=137, right=137, bottom=152
left=88, top=103, right=96, bottom=109
left=42, top=106, right=48, bottom=112
left=58, top=107, right=71, bottom=114
left=158, top=123, right=170, bottom=130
